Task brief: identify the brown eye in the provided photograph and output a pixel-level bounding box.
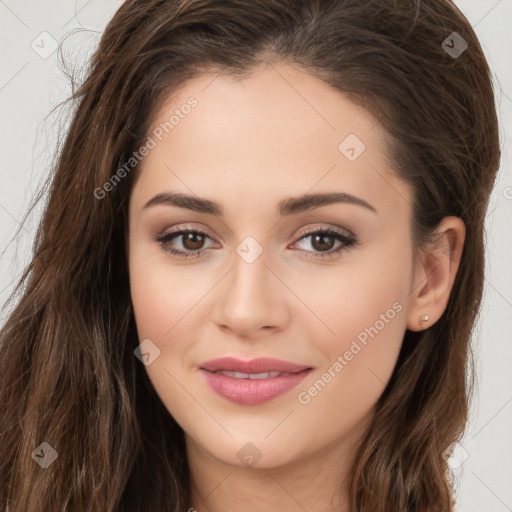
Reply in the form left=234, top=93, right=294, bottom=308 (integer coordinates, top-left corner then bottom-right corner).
left=310, top=233, right=336, bottom=252
left=154, top=226, right=357, bottom=261
left=153, top=228, right=214, bottom=259
left=181, top=232, right=207, bottom=251
left=291, top=227, right=357, bottom=260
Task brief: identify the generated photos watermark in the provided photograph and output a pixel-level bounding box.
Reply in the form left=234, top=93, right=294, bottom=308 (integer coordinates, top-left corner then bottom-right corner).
left=94, top=96, right=198, bottom=199
left=297, top=300, right=403, bottom=405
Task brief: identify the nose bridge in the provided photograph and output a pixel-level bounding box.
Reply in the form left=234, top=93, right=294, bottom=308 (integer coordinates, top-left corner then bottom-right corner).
left=226, top=240, right=274, bottom=308
left=213, top=238, right=287, bottom=335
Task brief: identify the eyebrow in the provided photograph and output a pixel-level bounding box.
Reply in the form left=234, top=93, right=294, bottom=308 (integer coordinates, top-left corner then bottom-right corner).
left=142, top=191, right=377, bottom=216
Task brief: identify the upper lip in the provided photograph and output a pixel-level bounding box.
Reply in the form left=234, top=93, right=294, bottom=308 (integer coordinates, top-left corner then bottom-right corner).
left=200, top=357, right=312, bottom=374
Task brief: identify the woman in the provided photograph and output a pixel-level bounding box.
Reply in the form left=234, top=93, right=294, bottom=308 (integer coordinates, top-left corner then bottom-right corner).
left=0, top=0, right=500, bottom=510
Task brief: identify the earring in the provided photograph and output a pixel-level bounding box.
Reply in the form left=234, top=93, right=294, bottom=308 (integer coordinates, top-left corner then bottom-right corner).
left=419, top=314, right=429, bottom=327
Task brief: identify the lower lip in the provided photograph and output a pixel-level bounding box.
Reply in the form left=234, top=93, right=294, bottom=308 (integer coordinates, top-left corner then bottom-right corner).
left=200, top=369, right=312, bottom=405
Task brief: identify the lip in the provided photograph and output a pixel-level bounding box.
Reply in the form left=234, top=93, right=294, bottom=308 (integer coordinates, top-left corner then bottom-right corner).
left=200, top=356, right=312, bottom=374
left=199, top=357, right=313, bottom=405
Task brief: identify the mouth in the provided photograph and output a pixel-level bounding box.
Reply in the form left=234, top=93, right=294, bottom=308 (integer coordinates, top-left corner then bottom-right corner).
left=208, top=370, right=299, bottom=379
left=199, top=357, right=313, bottom=405
left=200, top=356, right=312, bottom=374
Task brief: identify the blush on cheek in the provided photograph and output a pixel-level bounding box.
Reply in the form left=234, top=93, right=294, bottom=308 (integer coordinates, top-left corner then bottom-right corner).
left=321, top=288, right=405, bottom=377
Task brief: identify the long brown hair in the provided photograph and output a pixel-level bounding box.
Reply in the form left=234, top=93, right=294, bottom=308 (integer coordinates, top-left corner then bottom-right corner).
left=0, top=1, right=500, bottom=510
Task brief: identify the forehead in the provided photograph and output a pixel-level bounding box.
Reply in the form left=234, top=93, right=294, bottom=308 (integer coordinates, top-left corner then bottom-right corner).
left=131, top=64, right=411, bottom=219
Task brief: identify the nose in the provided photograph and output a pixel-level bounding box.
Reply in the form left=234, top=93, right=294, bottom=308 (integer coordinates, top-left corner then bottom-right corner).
left=213, top=250, right=290, bottom=339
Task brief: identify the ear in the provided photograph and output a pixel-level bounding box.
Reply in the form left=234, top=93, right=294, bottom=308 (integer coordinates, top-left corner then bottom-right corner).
left=407, top=216, right=466, bottom=332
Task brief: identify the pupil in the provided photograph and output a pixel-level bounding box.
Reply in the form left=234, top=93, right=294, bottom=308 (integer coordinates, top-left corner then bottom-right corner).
left=313, top=234, right=333, bottom=251
left=184, top=233, right=204, bottom=250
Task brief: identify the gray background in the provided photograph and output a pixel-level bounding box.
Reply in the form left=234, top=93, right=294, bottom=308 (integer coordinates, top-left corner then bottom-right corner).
left=1, top=1, right=511, bottom=510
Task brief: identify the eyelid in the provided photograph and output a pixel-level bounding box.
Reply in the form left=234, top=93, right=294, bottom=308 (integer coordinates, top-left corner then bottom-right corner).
left=293, top=223, right=355, bottom=240
left=156, top=223, right=216, bottom=241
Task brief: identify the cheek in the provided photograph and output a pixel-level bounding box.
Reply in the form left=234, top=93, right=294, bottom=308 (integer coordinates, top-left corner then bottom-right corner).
left=128, top=253, right=205, bottom=424
left=294, top=241, right=411, bottom=393
left=128, top=235, right=202, bottom=336
left=324, top=268, right=407, bottom=358
left=128, top=244, right=213, bottom=386
left=129, top=264, right=170, bottom=339
left=293, top=239, right=410, bottom=343
left=129, top=262, right=200, bottom=366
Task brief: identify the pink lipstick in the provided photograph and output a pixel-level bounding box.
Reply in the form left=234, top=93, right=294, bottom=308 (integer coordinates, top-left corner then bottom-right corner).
left=199, top=357, right=313, bottom=405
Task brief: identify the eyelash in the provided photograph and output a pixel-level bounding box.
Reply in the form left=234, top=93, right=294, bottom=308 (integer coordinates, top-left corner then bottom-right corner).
left=153, top=226, right=357, bottom=260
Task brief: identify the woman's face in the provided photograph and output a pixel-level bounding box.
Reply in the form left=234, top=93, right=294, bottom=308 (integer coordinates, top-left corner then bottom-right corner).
left=128, top=63, right=418, bottom=470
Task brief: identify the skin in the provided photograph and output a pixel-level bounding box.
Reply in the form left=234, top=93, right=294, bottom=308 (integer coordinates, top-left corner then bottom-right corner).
left=127, top=63, right=465, bottom=512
